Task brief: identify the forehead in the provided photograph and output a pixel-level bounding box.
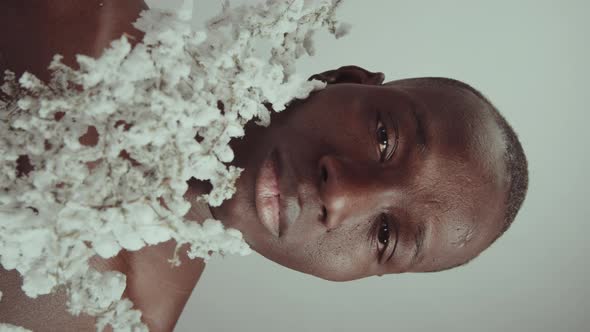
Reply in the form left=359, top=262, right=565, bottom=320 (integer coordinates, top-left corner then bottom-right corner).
left=393, top=82, right=507, bottom=184
left=384, top=82, right=509, bottom=271
left=408, top=152, right=506, bottom=271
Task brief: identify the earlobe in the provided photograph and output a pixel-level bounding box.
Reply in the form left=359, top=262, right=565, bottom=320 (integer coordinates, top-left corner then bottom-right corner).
left=308, top=65, right=385, bottom=85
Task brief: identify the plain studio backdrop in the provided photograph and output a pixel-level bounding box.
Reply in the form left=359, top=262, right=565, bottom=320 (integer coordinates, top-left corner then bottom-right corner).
left=144, top=1, right=588, bottom=331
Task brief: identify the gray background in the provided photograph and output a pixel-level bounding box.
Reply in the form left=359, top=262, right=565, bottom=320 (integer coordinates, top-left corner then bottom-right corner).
left=146, top=1, right=590, bottom=331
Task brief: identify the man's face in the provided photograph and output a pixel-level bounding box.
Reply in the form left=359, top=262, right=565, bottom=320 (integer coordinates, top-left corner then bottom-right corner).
left=211, top=80, right=509, bottom=281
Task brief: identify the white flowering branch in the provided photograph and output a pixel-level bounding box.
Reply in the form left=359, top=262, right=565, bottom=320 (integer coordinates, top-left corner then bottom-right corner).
left=0, top=0, right=348, bottom=330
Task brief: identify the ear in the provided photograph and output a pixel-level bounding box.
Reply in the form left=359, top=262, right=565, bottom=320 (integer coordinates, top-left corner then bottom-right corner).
left=308, top=65, right=385, bottom=85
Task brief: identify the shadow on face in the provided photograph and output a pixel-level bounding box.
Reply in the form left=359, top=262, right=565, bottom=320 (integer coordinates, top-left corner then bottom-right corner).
left=210, top=66, right=510, bottom=281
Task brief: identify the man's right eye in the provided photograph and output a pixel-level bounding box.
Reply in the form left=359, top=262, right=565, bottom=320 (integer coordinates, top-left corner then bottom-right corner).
left=377, top=218, right=390, bottom=247
left=373, top=213, right=397, bottom=262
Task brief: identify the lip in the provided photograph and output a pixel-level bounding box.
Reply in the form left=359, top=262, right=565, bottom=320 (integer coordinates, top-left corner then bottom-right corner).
left=255, top=149, right=282, bottom=237
left=254, top=148, right=300, bottom=237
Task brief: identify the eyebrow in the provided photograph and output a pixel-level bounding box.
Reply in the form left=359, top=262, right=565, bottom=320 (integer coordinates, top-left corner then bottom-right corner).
left=410, top=103, right=427, bottom=152
left=412, top=223, right=427, bottom=265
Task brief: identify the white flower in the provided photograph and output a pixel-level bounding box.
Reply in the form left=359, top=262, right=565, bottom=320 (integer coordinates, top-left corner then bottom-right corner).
left=0, top=0, right=348, bottom=330
left=0, top=324, right=33, bottom=332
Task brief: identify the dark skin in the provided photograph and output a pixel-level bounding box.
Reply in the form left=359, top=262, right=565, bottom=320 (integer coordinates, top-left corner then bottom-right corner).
left=0, top=0, right=510, bottom=331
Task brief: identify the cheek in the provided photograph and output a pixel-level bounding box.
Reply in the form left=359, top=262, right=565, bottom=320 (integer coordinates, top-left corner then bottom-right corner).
left=311, top=235, right=372, bottom=280
left=273, top=229, right=373, bottom=281
left=278, top=101, right=374, bottom=162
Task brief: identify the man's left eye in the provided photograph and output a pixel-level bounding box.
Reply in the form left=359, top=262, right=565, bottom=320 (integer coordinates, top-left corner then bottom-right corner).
left=376, top=119, right=389, bottom=159
left=375, top=118, right=393, bottom=162
left=374, top=113, right=398, bottom=162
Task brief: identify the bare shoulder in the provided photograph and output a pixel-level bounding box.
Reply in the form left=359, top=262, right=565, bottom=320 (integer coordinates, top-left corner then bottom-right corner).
left=0, top=268, right=98, bottom=331
left=0, top=0, right=148, bottom=81
left=0, top=242, right=206, bottom=332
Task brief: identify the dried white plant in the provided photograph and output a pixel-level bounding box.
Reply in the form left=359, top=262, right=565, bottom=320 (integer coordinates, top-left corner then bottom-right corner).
left=0, top=323, right=33, bottom=332
left=0, top=0, right=347, bottom=330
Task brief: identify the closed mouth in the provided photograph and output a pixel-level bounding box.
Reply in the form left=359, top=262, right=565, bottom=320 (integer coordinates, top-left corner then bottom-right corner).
left=254, top=149, right=282, bottom=237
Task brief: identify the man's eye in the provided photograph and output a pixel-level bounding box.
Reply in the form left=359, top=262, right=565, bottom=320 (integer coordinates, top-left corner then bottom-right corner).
left=376, top=119, right=389, bottom=159
left=375, top=114, right=397, bottom=162
left=376, top=217, right=390, bottom=255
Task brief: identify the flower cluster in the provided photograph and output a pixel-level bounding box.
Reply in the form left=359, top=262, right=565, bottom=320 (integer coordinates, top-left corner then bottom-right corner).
left=0, top=0, right=347, bottom=330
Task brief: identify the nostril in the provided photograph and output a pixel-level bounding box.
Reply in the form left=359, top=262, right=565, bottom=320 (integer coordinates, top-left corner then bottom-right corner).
left=320, top=206, right=327, bottom=221
left=320, top=165, right=328, bottom=183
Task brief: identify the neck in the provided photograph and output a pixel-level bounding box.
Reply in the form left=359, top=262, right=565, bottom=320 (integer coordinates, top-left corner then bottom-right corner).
left=183, top=177, right=215, bottom=222
left=90, top=178, right=213, bottom=331
left=92, top=240, right=206, bottom=332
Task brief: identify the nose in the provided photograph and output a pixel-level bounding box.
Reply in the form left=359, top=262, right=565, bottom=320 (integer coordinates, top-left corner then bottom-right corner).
left=318, top=155, right=380, bottom=230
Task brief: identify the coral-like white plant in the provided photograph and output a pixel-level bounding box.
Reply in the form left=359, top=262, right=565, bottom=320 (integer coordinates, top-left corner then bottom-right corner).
left=0, top=323, right=33, bottom=332
left=0, top=0, right=347, bottom=330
